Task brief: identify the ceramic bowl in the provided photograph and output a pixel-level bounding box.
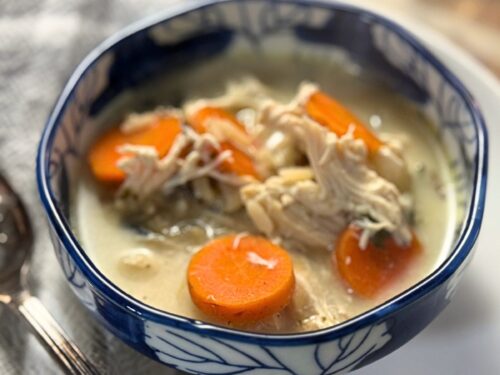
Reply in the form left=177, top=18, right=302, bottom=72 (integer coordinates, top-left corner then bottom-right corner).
left=36, top=1, right=487, bottom=373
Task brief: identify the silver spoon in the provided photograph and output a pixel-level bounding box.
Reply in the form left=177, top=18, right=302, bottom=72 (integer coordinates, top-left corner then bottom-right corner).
left=0, top=174, right=100, bottom=374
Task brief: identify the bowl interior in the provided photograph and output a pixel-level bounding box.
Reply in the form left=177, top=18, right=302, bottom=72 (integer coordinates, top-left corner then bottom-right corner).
left=39, top=0, right=484, bottom=329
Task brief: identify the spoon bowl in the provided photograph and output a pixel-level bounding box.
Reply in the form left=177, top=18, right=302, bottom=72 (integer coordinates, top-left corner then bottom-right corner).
left=0, top=175, right=32, bottom=292
left=0, top=174, right=98, bottom=374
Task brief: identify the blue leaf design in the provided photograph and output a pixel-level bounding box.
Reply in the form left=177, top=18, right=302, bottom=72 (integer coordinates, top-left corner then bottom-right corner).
left=144, top=323, right=295, bottom=373
left=145, top=319, right=391, bottom=375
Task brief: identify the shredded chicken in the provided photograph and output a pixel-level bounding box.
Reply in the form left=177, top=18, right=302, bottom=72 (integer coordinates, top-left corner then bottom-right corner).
left=184, top=79, right=306, bottom=176
left=293, top=82, right=411, bottom=191
left=115, top=79, right=413, bottom=249
left=116, top=127, right=254, bottom=204
left=184, top=87, right=276, bottom=179
left=241, top=97, right=412, bottom=249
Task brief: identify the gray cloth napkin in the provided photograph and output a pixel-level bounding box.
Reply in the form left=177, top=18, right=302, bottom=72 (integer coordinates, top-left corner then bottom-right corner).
left=0, top=0, right=185, bottom=373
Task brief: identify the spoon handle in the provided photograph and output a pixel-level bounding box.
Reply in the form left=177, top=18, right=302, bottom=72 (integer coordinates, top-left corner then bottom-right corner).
left=9, top=292, right=101, bottom=374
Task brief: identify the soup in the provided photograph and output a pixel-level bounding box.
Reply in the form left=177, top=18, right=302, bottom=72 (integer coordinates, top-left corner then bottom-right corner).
left=74, top=51, right=457, bottom=333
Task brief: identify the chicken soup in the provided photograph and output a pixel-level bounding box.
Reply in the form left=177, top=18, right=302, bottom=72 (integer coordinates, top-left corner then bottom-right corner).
left=74, top=52, right=457, bottom=333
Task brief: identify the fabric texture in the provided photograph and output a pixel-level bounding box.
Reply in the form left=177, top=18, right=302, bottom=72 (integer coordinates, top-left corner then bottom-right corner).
left=0, top=0, right=183, bottom=373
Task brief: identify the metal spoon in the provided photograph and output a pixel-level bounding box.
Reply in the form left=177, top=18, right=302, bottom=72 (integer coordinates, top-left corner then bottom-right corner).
left=0, top=174, right=100, bottom=374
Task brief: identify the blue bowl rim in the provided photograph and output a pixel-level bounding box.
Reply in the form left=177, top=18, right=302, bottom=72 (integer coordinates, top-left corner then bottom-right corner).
left=36, top=0, right=488, bottom=346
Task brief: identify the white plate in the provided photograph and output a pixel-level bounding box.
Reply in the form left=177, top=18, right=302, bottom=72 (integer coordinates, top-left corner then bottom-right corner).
left=351, top=4, right=500, bottom=374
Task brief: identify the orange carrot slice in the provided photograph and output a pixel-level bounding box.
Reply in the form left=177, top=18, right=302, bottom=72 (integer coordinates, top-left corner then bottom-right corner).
left=306, top=91, right=383, bottom=153
left=334, top=226, right=421, bottom=298
left=187, top=234, right=295, bottom=324
left=218, top=144, right=259, bottom=178
left=88, top=116, right=182, bottom=183
left=188, top=106, right=260, bottom=179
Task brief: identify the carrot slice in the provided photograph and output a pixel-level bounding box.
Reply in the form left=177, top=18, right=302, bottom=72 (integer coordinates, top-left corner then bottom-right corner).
left=188, top=106, right=260, bottom=179
left=306, top=91, right=383, bottom=153
left=218, top=143, right=259, bottom=178
left=334, top=226, right=421, bottom=298
left=187, top=234, right=295, bottom=324
left=88, top=116, right=182, bottom=183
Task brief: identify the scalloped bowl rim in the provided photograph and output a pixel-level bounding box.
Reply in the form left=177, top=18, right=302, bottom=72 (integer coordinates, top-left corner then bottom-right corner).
left=36, top=0, right=488, bottom=345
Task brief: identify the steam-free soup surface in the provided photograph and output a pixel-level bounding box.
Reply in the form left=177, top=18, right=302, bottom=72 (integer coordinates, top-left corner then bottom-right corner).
left=74, top=51, right=457, bottom=333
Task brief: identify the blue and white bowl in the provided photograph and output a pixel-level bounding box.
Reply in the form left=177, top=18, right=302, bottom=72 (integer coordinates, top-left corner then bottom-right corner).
left=36, top=1, right=488, bottom=374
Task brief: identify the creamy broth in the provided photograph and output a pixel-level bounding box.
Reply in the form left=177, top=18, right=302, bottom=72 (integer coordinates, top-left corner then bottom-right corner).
left=74, top=50, right=456, bottom=333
